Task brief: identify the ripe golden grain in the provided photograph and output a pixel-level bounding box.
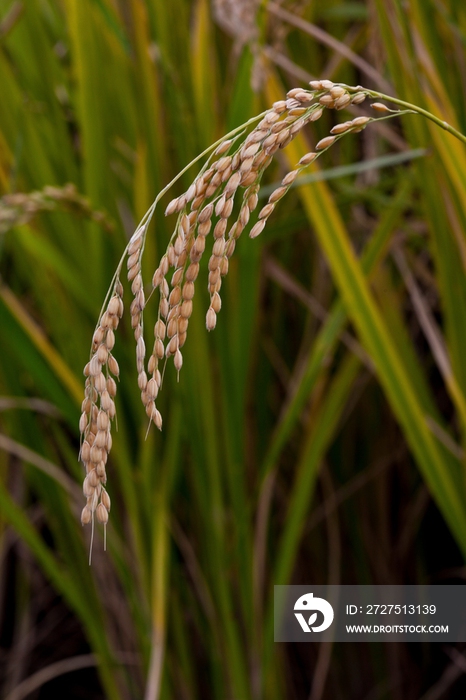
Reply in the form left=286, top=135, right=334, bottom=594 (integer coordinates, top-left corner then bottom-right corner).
left=316, top=135, right=336, bottom=150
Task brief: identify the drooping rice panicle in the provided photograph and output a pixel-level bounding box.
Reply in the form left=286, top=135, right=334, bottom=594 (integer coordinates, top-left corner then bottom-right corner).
left=80, top=79, right=446, bottom=533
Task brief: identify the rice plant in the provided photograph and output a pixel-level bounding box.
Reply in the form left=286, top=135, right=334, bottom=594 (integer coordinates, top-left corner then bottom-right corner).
left=79, top=79, right=466, bottom=546
left=2, top=2, right=466, bottom=699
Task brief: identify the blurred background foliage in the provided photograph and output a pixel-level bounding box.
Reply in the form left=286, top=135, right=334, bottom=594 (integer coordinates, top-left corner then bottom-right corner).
left=1, top=0, right=466, bottom=698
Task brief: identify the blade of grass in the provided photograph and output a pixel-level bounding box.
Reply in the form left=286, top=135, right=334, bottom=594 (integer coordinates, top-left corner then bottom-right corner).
left=143, top=403, right=182, bottom=699
left=182, top=302, right=252, bottom=700
left=259, top=149, right=428, bottom=198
